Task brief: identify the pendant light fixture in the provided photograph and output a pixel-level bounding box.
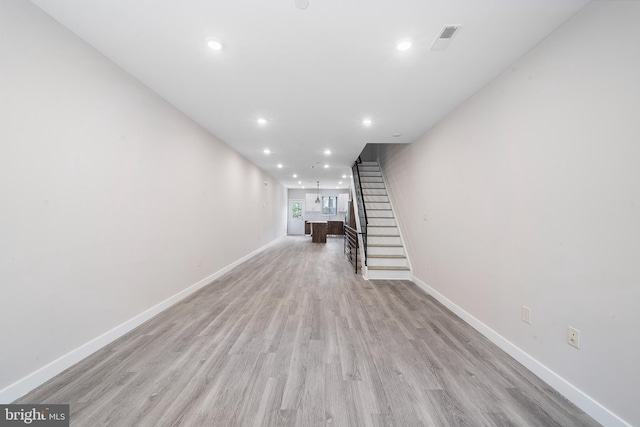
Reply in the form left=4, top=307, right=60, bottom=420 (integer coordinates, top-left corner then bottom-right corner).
left=315, top=181, right=321, bottom=204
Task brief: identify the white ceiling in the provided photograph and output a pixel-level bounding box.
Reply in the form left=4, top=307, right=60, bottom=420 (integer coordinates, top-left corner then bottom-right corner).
left=30, top=0, right=589, bottom=189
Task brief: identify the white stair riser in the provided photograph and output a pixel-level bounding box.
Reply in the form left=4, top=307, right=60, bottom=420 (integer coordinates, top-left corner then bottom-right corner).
left=368, top=246, right=405, bottom=256
left=362, top=188, right=387, bottom=195
left=356, top=161, right=412, bottom=280
left=365, top=202, right=391, bottom=210
left=368, top=226, right=398, bottom=235
left=367, top=210, right=394, bottom=218
left=364, top=195, right=389, bottom=202
left=361, top=183, right=385, bottom=189
left=368, top=218, right=396, bottom=226
left=367, top=269, right=412, bottom=280
left=360, top=177, right=384, bottom=183
left=368, top=257, right=408, bottom=267
left=368, top=235, right=402, bottom=245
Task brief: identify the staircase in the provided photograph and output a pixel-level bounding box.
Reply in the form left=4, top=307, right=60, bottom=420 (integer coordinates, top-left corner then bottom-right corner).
left=357, top=161, right=411, bottom=280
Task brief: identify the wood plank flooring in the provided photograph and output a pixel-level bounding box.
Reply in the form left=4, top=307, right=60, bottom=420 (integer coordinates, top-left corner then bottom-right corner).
left=16, top=236, right=600, bottom=426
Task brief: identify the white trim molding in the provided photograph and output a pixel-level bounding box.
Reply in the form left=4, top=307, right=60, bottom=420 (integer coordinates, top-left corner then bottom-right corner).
left=411, top=275, right=631, bottom=427
left=0, top=235, right=286, bottom=404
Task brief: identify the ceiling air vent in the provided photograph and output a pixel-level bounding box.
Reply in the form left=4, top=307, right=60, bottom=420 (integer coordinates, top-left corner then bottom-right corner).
left=431, top=25, right=461, bottom=51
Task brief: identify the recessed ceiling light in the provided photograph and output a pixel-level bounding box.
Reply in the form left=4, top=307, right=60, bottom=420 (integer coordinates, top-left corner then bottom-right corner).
left=342, top=174, right=347, bottom=179
left=207, top=40, right=223, bottom=50
left=292, top=174, right=297, bottom=178
left=396, top=40, right=412, bottom=51
left=263, top=148, right=271, bottom=154
left=324, top=149, right=331, bottom=155
left=339, top=181, right=343, bottom=185
left=277, top=164, right=283, bottom=168
left=302, top=186, right=305, bottom=189
left=298, top=181, right=302, bottom=184
left=363, top=118, right=372, bottom=126
left=295, top=0, right=309, bottom=10
left=257, top=117, right=268, bottom=125
left=324, top=164, right=329, bottom=168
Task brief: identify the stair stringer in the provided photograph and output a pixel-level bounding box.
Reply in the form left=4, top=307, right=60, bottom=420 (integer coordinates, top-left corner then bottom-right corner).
left=358, top=161, right=411, bottom=281
left=376, top=164, right=413, bottom=278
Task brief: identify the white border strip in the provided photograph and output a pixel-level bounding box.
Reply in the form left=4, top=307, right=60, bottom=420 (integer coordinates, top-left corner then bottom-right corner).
left=411, top=275, right=630, bottom=427
left=0, top=235, right=286, bottom=404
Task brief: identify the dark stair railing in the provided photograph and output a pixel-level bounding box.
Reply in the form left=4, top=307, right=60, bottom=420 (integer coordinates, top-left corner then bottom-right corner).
left=343, top=224, right=363, bottom=273
left=351, top=157, right=368, bottom=268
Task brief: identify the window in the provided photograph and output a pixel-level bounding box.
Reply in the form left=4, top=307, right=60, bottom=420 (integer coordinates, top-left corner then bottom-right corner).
left=291, top=201, right=303, bottom=219
left=322, top=196, right=337, bottom=215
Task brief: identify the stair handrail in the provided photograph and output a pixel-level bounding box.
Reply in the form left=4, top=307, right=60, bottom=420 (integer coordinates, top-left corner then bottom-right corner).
left=352, top=158, right=368, bottom=265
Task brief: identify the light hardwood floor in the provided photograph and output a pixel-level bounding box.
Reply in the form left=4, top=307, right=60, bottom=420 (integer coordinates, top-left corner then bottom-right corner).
left=16, top=236, right=599, bottom=426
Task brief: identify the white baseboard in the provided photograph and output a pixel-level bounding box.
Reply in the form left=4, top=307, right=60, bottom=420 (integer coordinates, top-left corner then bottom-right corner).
left=411, top=275, right=630, bottom=427
left=0, top=235, right=286, bottom=404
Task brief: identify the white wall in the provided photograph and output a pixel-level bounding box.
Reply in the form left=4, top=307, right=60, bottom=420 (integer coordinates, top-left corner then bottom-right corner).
left=0, top=0, right=286, bottom=397
left=377, top=2, right=640, bottom=426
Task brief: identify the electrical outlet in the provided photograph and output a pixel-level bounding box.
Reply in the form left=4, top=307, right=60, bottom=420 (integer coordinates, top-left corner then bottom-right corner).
left=567, top=326, right=580, bottom=349
left=521, top=306, right=531, bottom=324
